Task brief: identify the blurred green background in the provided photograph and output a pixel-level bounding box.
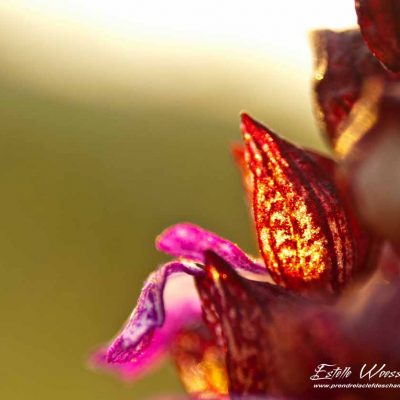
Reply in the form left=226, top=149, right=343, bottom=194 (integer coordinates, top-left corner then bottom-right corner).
left=0, top=2, right=340, bottom=399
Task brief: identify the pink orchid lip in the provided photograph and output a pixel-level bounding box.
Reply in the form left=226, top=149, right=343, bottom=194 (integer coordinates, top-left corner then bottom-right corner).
left=90, top=261, right=203, bottom=380
left=105, top=260, right=203, bottom=365
left=91, top=222, right=270, bottom=382
left=89, top=270, right=202, bottom=381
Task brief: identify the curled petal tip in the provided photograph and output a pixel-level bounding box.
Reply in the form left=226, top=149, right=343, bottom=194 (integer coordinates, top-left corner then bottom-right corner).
left=155, top=222, right=196, bottom=253
left=156, top=222, right=268, bottom=276
left=93, top=261, right=203, bottom=380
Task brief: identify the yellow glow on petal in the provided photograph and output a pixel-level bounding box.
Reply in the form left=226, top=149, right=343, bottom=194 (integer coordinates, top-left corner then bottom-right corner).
left=172, top=330, right=228, bottom=398
left=335, top=77, right=384, bottom=158
left=210, top=266, right=221, bottom=283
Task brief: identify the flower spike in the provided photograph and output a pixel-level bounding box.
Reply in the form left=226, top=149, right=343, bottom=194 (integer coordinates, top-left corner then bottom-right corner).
left=241, top=113, right=372, bottom=294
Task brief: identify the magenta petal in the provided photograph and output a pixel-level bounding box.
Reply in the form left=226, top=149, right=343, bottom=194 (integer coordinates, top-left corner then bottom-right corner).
left=108, top=261, right=203, bottom=363
left=92, top=261, right=203, bottom=379
left=156, top=223, right=267, bottom=276
left=89, top=346, right=161, bottom=381
left=91, top=285, right=200, bottom=380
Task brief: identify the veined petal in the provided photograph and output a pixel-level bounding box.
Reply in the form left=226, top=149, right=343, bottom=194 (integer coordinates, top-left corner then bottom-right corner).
left=92, top=261, right=203, bottom=379
left=241, top=113, right=373, bottom=294
left=156, top=223, right=268, bottom=277
left=356, top=0, right=400, bottom=73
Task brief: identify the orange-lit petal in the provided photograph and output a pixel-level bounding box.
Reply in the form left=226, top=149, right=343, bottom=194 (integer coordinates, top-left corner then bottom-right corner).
left=241, top=113, right=373, bottom=294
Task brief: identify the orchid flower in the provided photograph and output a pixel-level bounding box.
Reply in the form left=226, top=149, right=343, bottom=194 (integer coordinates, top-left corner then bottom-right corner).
left=90, top=2, right=400, bottom=399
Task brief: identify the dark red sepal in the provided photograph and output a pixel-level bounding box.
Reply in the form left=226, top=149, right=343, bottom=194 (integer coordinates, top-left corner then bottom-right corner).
left=195, top=251, right=273, bottom=397
left=311, top=29, right=388, bottom=147
left=356, top=0, right=400, bottom=73
left=195, top=251, right=347, bottom=399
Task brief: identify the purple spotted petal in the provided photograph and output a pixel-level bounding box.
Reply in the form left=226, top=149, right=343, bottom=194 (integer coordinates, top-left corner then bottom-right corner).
left=92, top=260, right=203, bottom=379
left=156, top=223, right=267, bottom=276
